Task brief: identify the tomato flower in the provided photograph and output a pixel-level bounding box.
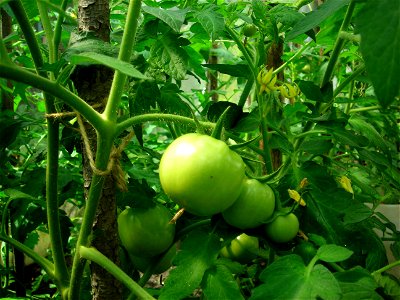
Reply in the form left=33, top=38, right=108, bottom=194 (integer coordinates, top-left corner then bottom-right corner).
left=288, top=189, right=306, bottom=206
left=257, top=68, right=277, bottom=94
left=279, top=82, right=300, bottom=98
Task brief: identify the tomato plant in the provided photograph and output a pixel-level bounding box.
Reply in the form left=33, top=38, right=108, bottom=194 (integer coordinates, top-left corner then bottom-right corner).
left=265, top=213, right=300, bottom=243
left=159, top=133, right=246, bottom=216
left=220, top=234, right=259, bottom=264
left=0, top=0, right=399, bottom=299
left=222, top=178, right=275, bottom=229
left=117, top=203, right=175, bottom=257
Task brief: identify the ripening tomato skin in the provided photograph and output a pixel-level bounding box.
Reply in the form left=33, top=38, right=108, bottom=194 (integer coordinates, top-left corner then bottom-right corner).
left=265, top=213, right=299, bottom=243
left=117, top=204, right=175, bottom=257
left=222, top=178, right=275, bottom=229
left=159, top=133, right=246, bottom=216
left=220, top=233, right=259, bottom=264
left=129, top=243, right=177, bottom=274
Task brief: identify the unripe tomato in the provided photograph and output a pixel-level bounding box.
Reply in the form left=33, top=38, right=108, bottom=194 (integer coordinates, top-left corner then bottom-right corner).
left=117, top=203, right=175, bottom=257
left=242, top=24, right=257, bottom=37
left=159, top=133, right=245, bottom=216
left=222, top=178, right=275, bottom=229
left=129, top=243, right=177, bottom=274
left=265, top=213, right=299, bottom=243
left=220, top=234, right=259, bottom=264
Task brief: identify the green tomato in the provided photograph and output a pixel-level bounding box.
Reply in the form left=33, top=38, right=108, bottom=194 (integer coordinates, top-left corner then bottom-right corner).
left=222, top=178, right=275, bottom=229
left=242, top=24, right=257, bottom=37
left=129, top=243, right=177, bottom=274
left=117, top=203, right=175, bottom=257
left=159, top=133, right=245, bottom=216
left=220, top=233, right=259, bottom=264
left=265, top=213, right=299, bottom=243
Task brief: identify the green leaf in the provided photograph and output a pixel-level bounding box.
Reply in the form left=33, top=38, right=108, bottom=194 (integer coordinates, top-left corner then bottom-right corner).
left=158, top=83, right=192, bottom=117
left=373, top=273, right=400, bottom=299
left=297, top=80, right=324, bottom=102
left=194, top=5, right=225, bottom=40
left=250, top=255, right=341, bottom=300
left=202, top=264, right=245, bottom=300
left=348, top=115, right=389, bottom=151
left=335, top=267, right=383, bottom=300
left=4, top=188, right=36, bottom=201
left=356, top=0, right=400, bottom=108
left=159, top=231, right=221, bottom=300
left=317, top=244, right=353, bottom=263
left=149, top=34, right=189, bottom=80
left=142, top=6, right=188, bottom=32
left=202, top=63, right=251, bottom=78
left=287, top=0, right=351, bottom=40
left=68, top=52, right=148, bottom=79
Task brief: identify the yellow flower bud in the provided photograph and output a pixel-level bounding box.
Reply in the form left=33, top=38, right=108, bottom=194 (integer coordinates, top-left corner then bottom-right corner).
left=257, top=68, right=277, bottom=94
left=279, top=83, right=300, bottom=98
left=288, top=189, right=306, bottom=206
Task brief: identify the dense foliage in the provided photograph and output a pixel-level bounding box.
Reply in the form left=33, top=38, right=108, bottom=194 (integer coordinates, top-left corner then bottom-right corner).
left=0, top=0, right=399, bottom=299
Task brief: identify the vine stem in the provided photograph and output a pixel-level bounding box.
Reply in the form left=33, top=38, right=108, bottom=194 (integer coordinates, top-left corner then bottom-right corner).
left=80, top=246, right=155, bottom=300
left=371, top=259, right=400, bottom=276
left=68, top=135, right=114, bottom=300
left=103, top=0, right=142, bottom=122
left=0, top=63, right=103, bottom=130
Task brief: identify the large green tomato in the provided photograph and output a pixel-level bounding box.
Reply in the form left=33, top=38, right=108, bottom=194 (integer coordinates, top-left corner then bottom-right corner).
left=129, top=243, right=177, bottom=274
left=220, top=233, right=259, bottom=264
left=117, top=203, right=175, bottom=257
left=222, top=178, right=275, bottom=229
left=159, top=133, right=246, bottom=216
left=265, top=213, right=299, bottom=243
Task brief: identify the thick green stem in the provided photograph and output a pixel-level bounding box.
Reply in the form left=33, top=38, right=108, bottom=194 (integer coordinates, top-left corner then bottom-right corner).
left=371, top=259, right=400, bottom=276
left=0, top=36, right=12, bottom=64
left=46, top=117, right=70, bottom=289
left=103, top=0, right=142, bottom=121
left=320, top=0, right=356, bottom=89
left=225, top=25, right=257, bottom=80
left=37, top=1, right=55, bottom=66
left=238, top=77, right=255, bottom=108
left=53, top=0, right=70, bottom=60
left=80, top=246, right=155, bottom=300
left=0, top=64, right=104, bottom=130
left=258, top=93, right=273, bottom=174
left=68, top=134, right=114, bottom=300
left=294, top=0, right=357, bottom=151
left=273, top=40, right=313, bottom=76
left=8, top=0, right=44, bottom=71
left=115, top=113, right=215, bottom=137
left=0, top=234, right=54, bottom=278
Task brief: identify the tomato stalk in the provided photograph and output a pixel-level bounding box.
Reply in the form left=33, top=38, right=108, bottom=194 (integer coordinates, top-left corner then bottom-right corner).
left=103, top=0, right=142, bottom=122
left=80, top=246, right=155, bottom=300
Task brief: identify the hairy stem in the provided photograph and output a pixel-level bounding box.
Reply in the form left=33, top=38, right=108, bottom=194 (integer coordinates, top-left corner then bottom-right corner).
left=103, top=0, right=142, bottom=121
left=80, top=246, right=155, bottom=300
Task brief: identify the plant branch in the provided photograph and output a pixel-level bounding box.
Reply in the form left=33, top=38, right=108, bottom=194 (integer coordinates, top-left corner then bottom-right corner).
left=0, top=63, right=104, bottom=130
left=80, top=246, right=155, bottom=300
left=320, top=0, right=357, bottom=89
left=371, top=259, right=400, bottom=276
left=68, top=135, right=114, bottom=300
left=0, top=233, right=54, bottom=278
left=8, top=0, right=44, bottom=71
left=115, top=113, right=215, bottom=137
left=225, top=25, right=257, bottom=80
left=103, top=0, right=142, bottom=122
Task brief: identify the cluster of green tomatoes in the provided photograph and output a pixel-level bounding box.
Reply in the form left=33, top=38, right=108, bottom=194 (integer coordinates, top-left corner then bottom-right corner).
left=117, top=133, right=300, bottom=270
